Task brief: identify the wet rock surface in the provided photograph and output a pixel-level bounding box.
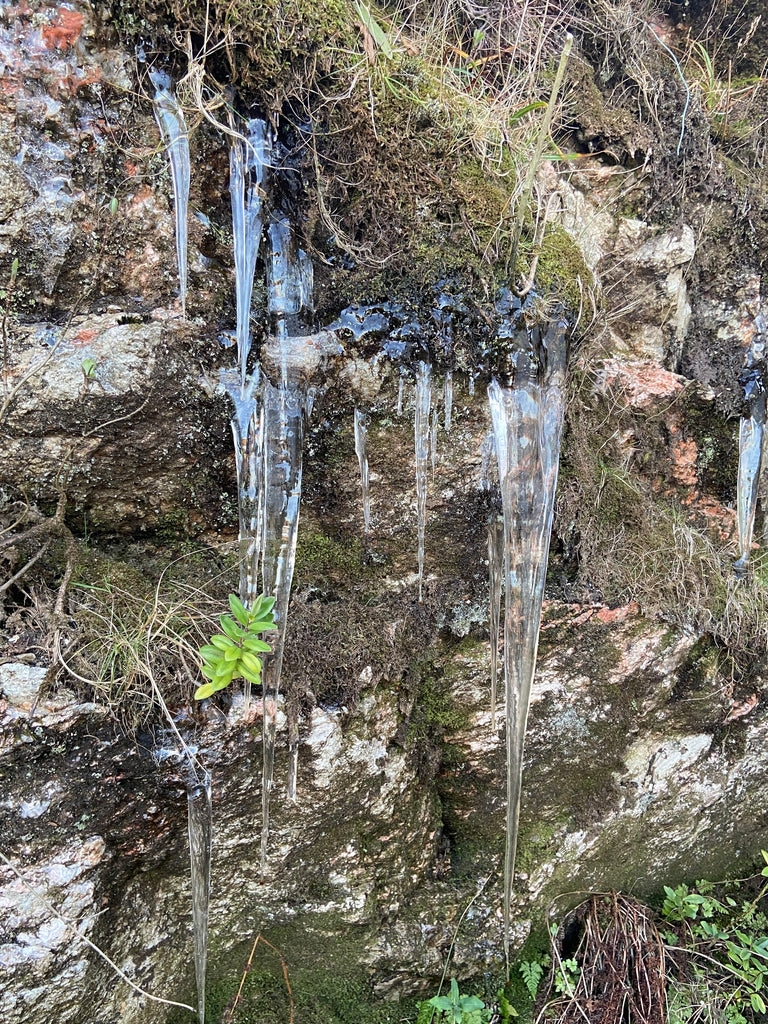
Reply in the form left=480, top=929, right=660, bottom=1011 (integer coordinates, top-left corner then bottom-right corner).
left=0, top=0, right=767, bottom=1021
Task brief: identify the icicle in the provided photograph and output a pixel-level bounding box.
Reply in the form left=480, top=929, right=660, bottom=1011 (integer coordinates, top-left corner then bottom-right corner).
left=187, top=774, right=212, bottom=1024
left=444, top=371, right=453, bottom=432
left=150, top=71, right=190, bottom=317
left=414, top=362, right=432, bottom=602
left=222, top=369, right=264, bottom=704
left=488, top=319, right=567, bottom=969
left=431, top=406, right=438, bottom=480
left=735, top=370, right=766, bottom=576
left=468, top=373, right=475, bottom=397
left=268, top=216, right=313, bottom=386
left=397, top=371, right=404, bottom=416
left=229, top=119, right=270, bottom=382
left=487, top=516, right=504, bottom=730
left=354, top=408, right=372, bottom=532
left=287, top=708, right=300, bottom=803
left=259, top=381, right=307, bottom=869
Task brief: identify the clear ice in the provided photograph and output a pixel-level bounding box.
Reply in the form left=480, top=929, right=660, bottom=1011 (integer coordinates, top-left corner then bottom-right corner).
left=354, top=408, right=372, bottom=532
left=187, top=774, right=212, bottom=1024
left=267, top=215, right=313, bottom=386
left=150, top=71, right=190, bottom=316
left=414, top=362, right=432, bottom=602
left=259, top=380, right=308, bottom=865
left=735, top=310, right=766, bottom=576
left=431, top=405, right=438, bottom=480
left=229, top=119, right=270, bottom=382
left=488, top=317, right=567, bottom=966
left=487, top=516, right=504, bottom=730
left=444, top=371, right=453, bottom=432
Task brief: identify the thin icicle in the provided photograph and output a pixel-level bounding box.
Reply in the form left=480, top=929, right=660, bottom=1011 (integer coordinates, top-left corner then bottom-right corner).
left=259, top=381, right=307, bottom=869
left=287, top=708, right=300, bottom=803
left=150, top=71, right=190, bottom=317
left=229, top=119, right=270, bottom=382
left=735, top=370, right=766, bottom=575
left=431, top=405, right=438, bottom=480
left=468, top=374, right=475, bottom=397
left=488, top=319, right=567, bottom=970
left=444, top=371, right=453, bottom=432
left=354, top=408, right=372, bottom=532
left=397, top=371, right=404, bottom=416
left=414, top=362, right=431, bottom=602
left=487, top=516, right=504, bottom=730
left=187, top=774, right=212, bottom=1024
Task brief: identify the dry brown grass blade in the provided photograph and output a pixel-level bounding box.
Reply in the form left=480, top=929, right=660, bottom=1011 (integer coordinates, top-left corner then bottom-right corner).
left=221, top=933, right=294, bottom=1024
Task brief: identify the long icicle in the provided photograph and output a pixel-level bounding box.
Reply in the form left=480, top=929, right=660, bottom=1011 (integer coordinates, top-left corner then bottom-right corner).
left=488, top=319, right=567, bottom=972
left=734, top=304, right=766, bottom=576
left=150, top=71, right=190, bottom=317
left=414, top=362, right=432, bottom=602
left=444, top=370, right=453, bottom=432
left=354, top=408, right=372, bottom=532
left=187, top=773, right=212, bottom=1024
left=229, top=119, right=270, bottom=383
left=259, top=381, right=306, bottom=868
left=488, top=515, right=504, bottom=730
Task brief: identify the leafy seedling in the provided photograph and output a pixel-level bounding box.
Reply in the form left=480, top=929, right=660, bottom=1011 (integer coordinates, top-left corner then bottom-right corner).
left=195, top=593, right=275, bottom=700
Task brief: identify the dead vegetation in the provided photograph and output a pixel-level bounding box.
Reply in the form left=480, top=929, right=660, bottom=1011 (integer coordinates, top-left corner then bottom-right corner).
left=542, top=892, right=667, bottom=1024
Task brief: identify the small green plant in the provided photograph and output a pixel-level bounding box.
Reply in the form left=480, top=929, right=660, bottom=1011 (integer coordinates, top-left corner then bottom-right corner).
left=519, top=958, right=547, bottom=999
left=662, top=852, right=768, bottom=1021
left=195, top=593, right=276, bottom=700
left=419, top=978, right=487, bottom=1024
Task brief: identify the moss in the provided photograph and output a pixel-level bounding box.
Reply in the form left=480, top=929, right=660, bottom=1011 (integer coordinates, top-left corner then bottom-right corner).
left=294, top=530, right=375, bottom=588
left=533, top=226, right=597, bottom=318
left=169, top=929, right=412, bottom=1024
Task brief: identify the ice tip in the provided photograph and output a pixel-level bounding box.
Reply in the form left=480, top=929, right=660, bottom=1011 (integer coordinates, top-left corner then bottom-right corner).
left=149, top=67, right=172, bottom=92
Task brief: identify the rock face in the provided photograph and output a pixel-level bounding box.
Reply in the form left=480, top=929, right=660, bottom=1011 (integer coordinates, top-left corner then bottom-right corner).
left=1, top=1, right=767, bottom=1022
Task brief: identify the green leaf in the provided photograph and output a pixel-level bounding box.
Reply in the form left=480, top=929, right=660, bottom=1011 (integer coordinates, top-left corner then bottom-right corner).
left=248, top=619, right=276, bottom=633
left=427, top=997, right=453, bottom=1013
left=353, top=0, right=394, bottom=58
left=509, top=100, right=546, bottom=122
left=210, top=635, right=231, bottom=651
left=223, top=644, right=240, bottom=662
left=199, top=645, right=223, bottom=660
left=109, top=196, right=118, bottom=216
left=750, top=991, right=766, bottom=1014
left=458, top=996, right=484, bottom=1012
left=229, top=593, right=249, bottom=626
left=243, top=637, right=271, bottom=653
left=253, top=594, right=276, bottom=616
left=220, top=615, right=246, bottom=640
left=240, top=652, right=264, bottom=677
left=194, top=681, right=217, bottom=700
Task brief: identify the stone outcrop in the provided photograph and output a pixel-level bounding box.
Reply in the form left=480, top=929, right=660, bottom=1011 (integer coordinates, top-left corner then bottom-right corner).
left=1, top=1, right=767, bottom=1022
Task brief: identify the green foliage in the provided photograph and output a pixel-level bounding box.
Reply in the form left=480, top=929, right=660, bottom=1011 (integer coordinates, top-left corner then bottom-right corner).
left=518, top=959, right=546, bottom=999
left=194, top=593, right=275, bottom=700
left=662, top=852, right=768, bottom=1022
left=418, top=979, right=488, bottom=1024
